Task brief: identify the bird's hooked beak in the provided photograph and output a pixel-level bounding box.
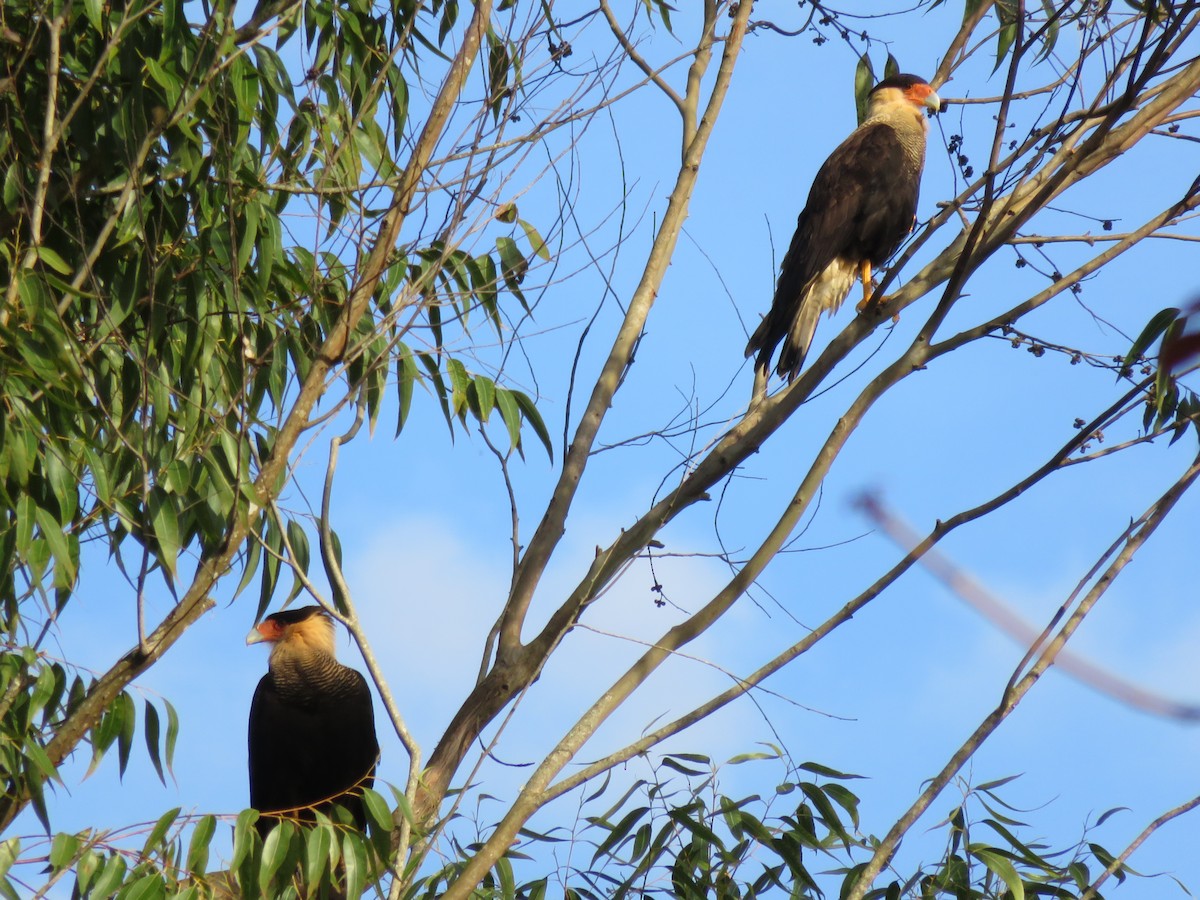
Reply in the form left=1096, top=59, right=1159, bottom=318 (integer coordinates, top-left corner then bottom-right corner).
left=246, top=620, right=279, bottom=645
left=920, top=86, right=942, bottom=115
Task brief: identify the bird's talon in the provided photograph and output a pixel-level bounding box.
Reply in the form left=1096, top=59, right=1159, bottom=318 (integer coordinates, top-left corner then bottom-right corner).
left=857, top=293, right=891, bottom=317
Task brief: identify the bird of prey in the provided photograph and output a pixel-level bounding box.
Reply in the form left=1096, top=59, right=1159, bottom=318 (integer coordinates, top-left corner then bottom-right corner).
left=746, top=73, right=941, bottom=382
left=247, top=606, right=379, bottom=837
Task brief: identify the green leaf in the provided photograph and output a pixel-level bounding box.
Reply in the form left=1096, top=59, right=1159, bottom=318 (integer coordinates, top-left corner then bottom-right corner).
left=87, top=703, right=122, bottom=778
left=993, top=0, right=1022, bottom=72
left=1121, top=307, right=1178, bottom=377
left=726, top=751, right=779, bottom=765
left=823, top=783, right=861, bottom=829
left=447, top=357, right=470, bottom=422
left=1068, top=860, right=1090, bottom=889
left=798, top=761, right=864, bottom=780
left=468, top=374, right=495, bottom=424
left=34, top=506, right=77, bottom=589
left=233, top=532, right=263, bottom=600
left=259, top=820, right=296, bottom=893
left=25, top=754, right=51, bottom=832
left=34, top=246, right=72, bottom=275
left=854, top=54, right=874, bottom=125
left=512, top=390, right=552, bottom=462
left=284, top=519, right=310, bottom=602
left=362, top=787, right=392, bottom=834
left=394, top=343, right=419, bottom=437
left=495, top=856, right=516, bottom=900
left=186, top=815, right=216, bottom=875
left=390, top=785, right=414, bottom=826
left=14, top=495, right=34, bottom=557
left=22, top=737, right=60, bottom=784
left=230, top=809, right=260, bottom=873
left=518, top=219, right=550, bottom=261
left=660, top=756, right=708, bottom=776
left=976, top=774, right=1022, bottom=792
left=495, top=389, right=522, bottom=451
left=1095, top=806, right=1129, bottom=827
left=973, top=847, right=1025, bottom=900
left=142, top=808, right=181, bottom=858
left=147, top=490, right=181, bottom=580
left=0, top=839, right=18, bottom=883
left=48, top=832, right=79, bottom=872
left=164, top=700, right=180, bottom=777
left=303, top=820, right=334, bottom=888
left=591, top=807, right=649, bottom=865
left=116, top=691, right=136, bottom=778
left=798, top=782, right=850, bottom=845
left=144, top=700, right=165, bottom=784
left=667, top=807, right=724, bottom=849
left=494, top=236, right=528, bottom=305
left=341, top=830, right=368, bottom=899
left=1035, top=0, right=1060, bottom=61
left=89, top=853, right=128, bottom=898
left=117, top=872, right=166, bottom=900
left=258, top=518, right=282, bottom=618
left=1089, top=842, right=1128, bottom=883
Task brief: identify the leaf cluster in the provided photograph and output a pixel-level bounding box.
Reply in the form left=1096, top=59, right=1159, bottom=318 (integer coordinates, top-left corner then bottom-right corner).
left=0, top=0, right=553, bottom=835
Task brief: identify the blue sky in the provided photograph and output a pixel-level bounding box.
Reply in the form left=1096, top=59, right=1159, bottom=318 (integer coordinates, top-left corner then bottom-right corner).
left=19, top=1, right=1200, bottom=895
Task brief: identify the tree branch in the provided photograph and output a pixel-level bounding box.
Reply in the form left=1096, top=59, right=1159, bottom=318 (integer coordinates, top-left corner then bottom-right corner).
left=844, top=451, right=1200, bottom=900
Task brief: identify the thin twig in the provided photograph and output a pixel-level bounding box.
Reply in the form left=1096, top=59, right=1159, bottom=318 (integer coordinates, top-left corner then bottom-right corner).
left=1080, top=793, right=1200, bottom=900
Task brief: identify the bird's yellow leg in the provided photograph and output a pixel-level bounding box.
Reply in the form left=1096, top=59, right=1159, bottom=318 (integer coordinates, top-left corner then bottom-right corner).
left=855, top=260, right=874, bottom=313
left=855, top=260, right=901, bottom=322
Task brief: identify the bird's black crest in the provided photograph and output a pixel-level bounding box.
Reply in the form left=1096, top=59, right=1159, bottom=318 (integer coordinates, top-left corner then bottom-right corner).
left=262, top=605, right=328, bottom=626
left=870, top=73, right=930, bottom=94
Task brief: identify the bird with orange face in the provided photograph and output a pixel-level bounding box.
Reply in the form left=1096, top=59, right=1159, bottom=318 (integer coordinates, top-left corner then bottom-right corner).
left=747, top=74, right=941, bottom=383
left=247, top=606, right=379, bottom=837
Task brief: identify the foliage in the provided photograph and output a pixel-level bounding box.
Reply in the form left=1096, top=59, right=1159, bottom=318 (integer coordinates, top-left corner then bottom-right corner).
left=0, top=0, right=1198, bottom=896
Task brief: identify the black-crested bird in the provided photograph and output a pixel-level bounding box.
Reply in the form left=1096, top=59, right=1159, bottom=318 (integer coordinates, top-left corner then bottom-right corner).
left=247, top=606, right=379, bottom=837
left=746, top=73, right=941, bottom=382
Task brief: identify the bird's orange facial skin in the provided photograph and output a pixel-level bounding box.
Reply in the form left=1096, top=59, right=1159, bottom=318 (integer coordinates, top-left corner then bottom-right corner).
left=256, top=619, right=284, bottom=642
left=905, top=83, right=942, bottom=113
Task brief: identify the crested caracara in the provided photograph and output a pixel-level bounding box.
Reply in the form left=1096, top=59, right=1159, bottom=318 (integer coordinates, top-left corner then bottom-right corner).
left=247, top=606, right=379, bottom=837
left=746, top=74, right=941, bottom=382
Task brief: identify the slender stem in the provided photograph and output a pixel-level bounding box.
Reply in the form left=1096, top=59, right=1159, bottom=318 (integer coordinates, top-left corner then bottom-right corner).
left=599, top=0, right=685, bottom=118
left=1080, top=793, right=1200, bottom=900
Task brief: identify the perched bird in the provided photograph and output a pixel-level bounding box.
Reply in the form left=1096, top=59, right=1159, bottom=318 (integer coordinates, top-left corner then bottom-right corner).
left=746, top=73, right=941, bottom=382
left=247, top=606, right=379, bottom=837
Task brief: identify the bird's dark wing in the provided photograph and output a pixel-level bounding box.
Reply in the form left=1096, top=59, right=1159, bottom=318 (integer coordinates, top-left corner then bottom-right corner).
left=800, top=121, right=920, bottom=271
left=321, top=668, right=379, bottom=829
left=248, top=669, right=379, bottom=834
left=249, top=674, right=303, bottom=820
left=746, top=122, right=920, bottom=373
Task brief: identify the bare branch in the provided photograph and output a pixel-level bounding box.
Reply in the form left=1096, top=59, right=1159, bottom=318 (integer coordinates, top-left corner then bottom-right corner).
left=598, top=0, right=685, bottom=119
left=861, top=495, right=1200, bottom=720
left=844, top=451, right=1200, bottom=900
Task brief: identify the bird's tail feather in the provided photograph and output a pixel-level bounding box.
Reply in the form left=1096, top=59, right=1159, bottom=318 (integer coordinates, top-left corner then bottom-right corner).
left=775, top=299, right=822, bottom=381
